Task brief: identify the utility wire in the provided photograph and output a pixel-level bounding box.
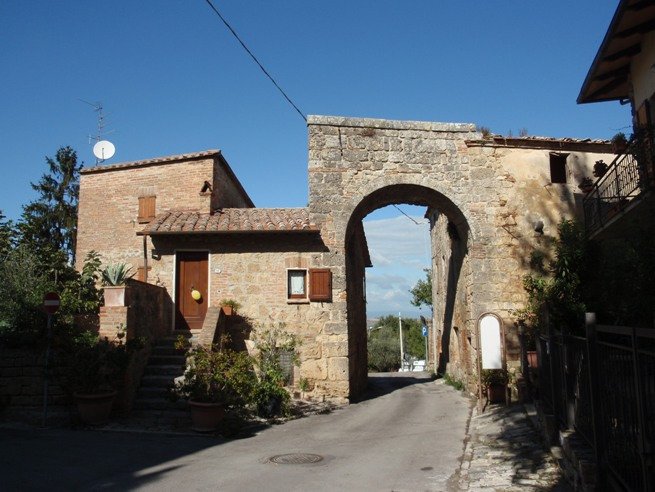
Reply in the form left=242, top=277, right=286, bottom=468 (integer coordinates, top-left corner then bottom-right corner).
left=203, top=0, right=307, bottom=122
left=392, top=204, right=421, bottom=225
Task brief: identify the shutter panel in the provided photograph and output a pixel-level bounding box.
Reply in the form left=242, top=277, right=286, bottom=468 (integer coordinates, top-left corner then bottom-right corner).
left=138, top=196, right=156, bottom=223
left=309, top=269, right=332, bottom=302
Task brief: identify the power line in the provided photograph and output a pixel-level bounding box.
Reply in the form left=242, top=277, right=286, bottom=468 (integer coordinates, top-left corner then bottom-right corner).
left=392, top=204, right=421, bottom=225
left=203, top=0, right=307, bottom=122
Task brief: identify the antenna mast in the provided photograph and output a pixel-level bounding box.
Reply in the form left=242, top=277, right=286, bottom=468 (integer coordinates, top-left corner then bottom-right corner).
left=79, top=99, right=116, bottom=164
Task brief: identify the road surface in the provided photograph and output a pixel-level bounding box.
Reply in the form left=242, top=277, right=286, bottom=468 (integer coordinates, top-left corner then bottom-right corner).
left=1, top=373, right=472, bottom=491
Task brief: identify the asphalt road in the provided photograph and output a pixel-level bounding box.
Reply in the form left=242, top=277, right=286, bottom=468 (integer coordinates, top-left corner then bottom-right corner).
left=1, top=373, right=473, bottom=491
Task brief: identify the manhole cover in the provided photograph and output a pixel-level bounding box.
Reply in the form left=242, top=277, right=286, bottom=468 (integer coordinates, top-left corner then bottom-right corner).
left=268, top=453, right=324, bottom=464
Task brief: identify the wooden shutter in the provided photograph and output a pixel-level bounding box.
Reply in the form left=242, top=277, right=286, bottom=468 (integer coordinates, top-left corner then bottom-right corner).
left=138, top=196, right=156, bottom=223
left=309, top=269, right=332, bottom=302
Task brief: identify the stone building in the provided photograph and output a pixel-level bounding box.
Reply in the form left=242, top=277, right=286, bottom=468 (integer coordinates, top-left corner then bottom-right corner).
left=76, top=117, right=613, bottom=401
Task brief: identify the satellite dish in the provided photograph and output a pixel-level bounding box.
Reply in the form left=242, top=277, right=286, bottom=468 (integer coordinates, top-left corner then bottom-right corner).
left=93, top=140, right=115, bottom=161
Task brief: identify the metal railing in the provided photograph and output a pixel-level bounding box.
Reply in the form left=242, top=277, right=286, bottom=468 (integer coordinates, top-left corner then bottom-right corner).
left=583, top=132, right=654, bottom=236
left=537, top=314, right=654, bottom=491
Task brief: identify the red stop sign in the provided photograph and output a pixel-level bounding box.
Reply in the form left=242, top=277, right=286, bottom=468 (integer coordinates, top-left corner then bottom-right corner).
left=43, top=292, right=60, bottom=314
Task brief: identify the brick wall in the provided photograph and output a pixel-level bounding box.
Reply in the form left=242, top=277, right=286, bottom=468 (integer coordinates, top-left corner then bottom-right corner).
left=76, top=152, right=252, bottom=273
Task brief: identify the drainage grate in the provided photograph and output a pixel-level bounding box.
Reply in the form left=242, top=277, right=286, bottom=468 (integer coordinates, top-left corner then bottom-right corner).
left=268, top=453, right=324, bottom=464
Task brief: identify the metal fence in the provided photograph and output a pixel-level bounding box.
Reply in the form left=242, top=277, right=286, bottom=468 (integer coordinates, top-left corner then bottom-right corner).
left=537, top=314, right=654, bottom=491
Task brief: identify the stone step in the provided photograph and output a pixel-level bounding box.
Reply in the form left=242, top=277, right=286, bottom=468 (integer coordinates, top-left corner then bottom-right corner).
left=144, top=364, right=186, bottom=376
left=140, top=375, right=178, bottom=388
left=150, top=346, right=186, bottom=356
left=148, top=355, right=186, bottom=366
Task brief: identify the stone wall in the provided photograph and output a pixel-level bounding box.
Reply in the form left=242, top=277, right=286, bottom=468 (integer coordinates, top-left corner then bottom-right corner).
left=306, top=115, right=613, bottom=398
left=0, top=348, right=65, bottom=414
left=149, top=232, right=347, bottom=400
left=74, top=115, right=615, bottom=401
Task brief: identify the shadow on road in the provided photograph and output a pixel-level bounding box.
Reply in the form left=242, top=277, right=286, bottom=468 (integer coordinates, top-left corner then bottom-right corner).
left=466, top=404, right=572, bottom=491
left=351, top=371, right=435, bottom=403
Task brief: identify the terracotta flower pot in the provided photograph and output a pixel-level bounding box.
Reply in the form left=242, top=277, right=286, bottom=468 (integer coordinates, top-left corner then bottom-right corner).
left=221, top=305, right=234, bottom=316
left=188, top=401, right=225, bottom=432
left=74, top=391, right=117, bottom=425
left=103, top=286, right=126, bottom=307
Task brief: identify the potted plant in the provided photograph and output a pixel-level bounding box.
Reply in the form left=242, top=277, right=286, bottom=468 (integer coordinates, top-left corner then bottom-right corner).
left=172, top=339, right=256, bottom=432
left=578, top=177, right=594, bottom=194
left=611, top=132, right=628, bottom=154
left=63, top=331, right=131, bottom=425
left=481, top=369, right=508, bottom=404
left=101, top=263, right=134, bottom=306
left=219, top=299, right=241, bottom=316
left=250, top=324, right=299, bottom=418
left=593, top=159, right=608, bottom=179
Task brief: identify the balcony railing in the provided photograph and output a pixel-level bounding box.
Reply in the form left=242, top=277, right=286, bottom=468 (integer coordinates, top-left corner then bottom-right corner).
left=583, top=131, right=654, bottom=236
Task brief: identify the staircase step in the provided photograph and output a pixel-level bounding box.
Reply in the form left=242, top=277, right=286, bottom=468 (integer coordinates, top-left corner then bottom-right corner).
left=144, top=364, right=186, bottom=376
left=150, top=346, right=186, bottom=356
left=148, top=355, right=186, bottom=365
left=140, top=375, right=178, bottom=388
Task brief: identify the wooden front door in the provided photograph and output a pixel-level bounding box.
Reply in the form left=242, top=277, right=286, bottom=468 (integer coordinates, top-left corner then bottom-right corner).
left=175, top=251, right=208, bottom=331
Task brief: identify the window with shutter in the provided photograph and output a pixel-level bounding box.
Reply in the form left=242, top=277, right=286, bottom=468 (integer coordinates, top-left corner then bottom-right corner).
left=287, top=270, right=307, bottom=299
left=309, top=268, right=332, bottom=302
left=138, top=196, right=156, bottom=223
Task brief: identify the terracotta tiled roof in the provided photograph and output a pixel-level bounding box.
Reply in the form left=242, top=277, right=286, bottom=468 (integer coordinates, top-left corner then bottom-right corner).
left=139, top=208, right=318, bottom=235
left=81, top=150, right=220, bottom=174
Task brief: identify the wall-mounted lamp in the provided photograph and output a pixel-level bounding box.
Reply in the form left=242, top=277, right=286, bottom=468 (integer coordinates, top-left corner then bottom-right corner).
left=151, top=249, right=161, bottom=260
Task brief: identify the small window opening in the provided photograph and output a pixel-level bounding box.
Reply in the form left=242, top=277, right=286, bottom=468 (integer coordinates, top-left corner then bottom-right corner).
left=288, top=270, right=307, bottom=299
left=549, top=154, right=568, bottom=184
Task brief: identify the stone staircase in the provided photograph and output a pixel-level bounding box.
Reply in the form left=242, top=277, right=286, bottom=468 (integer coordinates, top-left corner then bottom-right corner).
left=129, top=335, right=191, bottom=429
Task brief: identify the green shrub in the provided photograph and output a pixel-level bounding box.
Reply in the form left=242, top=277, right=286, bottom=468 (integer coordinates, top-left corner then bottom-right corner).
left=443, top=373, right=465, bottom=391
left=172, top=344, right=257, bottom=407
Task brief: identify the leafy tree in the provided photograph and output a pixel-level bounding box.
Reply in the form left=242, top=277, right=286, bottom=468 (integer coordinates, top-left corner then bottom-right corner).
left=18, top=146, right=82, bottom=265
left=0, top=210, right=15, bottom=259
left=367, top=315, right=426, bottom=371
left=0, top=245, right=54, bottom=345
left=410, top=269, right=432, bottom=311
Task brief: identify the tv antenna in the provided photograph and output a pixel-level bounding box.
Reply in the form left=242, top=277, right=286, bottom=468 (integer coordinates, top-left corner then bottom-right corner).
left=79, top=99, right=116, bottom=164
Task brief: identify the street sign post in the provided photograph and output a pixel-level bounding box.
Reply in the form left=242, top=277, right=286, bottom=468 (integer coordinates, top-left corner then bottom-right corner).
left=42, top=292, right=60, bottom=427
left=43, top=292, right=60, bottom=314
left=420, top=315, right=429, bottom=361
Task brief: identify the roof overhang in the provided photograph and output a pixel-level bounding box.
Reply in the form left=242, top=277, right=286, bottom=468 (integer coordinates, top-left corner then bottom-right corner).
left=578, top=0, right=655, bottom=104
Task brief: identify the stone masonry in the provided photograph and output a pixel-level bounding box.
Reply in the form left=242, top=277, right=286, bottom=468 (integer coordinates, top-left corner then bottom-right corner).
left=76, top=115, right=613, bottom=401
left=305, top=115, right=612, bottom=396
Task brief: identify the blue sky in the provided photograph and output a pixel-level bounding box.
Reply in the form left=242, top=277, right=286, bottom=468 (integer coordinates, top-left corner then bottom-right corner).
left=1, top=1, right=628, bottom=317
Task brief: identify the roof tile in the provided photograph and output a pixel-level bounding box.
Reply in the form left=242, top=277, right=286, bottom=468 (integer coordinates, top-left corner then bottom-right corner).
left=140, top=208, right=318, bottom=235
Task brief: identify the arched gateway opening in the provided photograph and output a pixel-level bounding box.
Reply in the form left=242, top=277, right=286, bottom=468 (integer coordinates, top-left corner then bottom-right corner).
left=344, top=184, right=472, bottom=398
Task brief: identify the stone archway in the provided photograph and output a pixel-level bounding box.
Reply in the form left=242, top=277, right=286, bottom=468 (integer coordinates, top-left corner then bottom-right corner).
left=344, top=184, right=471, bottom=397
left=303, top=115, right=609, bottom=400
left=306, top=115, right=497, bottom=400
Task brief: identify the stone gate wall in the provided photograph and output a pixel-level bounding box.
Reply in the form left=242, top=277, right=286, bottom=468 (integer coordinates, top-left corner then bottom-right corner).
left=306, top=115, right=613, bottom=397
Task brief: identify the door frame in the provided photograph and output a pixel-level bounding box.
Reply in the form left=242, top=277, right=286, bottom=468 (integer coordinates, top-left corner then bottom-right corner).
left=172, top=249, right=211, bottom=332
